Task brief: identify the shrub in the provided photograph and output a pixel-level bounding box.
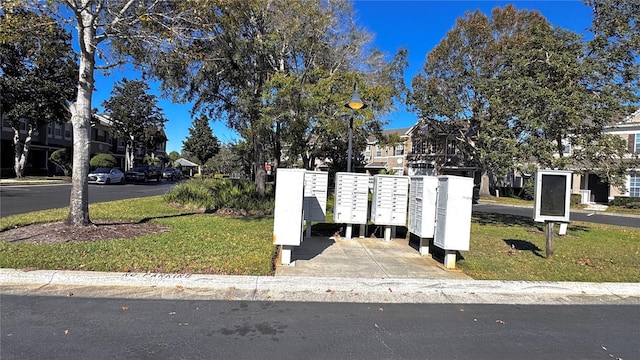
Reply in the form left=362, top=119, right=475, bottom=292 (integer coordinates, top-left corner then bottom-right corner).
left=519, top=179, right=534, bottom=200
left=164, top=178, right=275, bottom=214
left=570, top=193, right=582, bottom=205
left=90, top=153, right=118, bottom=168
left=626, top=202, right=640, bottom=209
left=49, top=148, right=72, bottom=176
left=611, top=196, right=640, bottom=207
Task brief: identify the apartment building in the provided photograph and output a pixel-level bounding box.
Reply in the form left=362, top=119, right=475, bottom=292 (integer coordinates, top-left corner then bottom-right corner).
left=0, top=115, right=166, bottom=177
left=361, top=110, right=639, bottom=202
left=574, top=109, right=640, bottom=202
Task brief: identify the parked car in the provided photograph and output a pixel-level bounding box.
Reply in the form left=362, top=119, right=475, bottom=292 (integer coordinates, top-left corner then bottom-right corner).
left=88, top=168, right=125, bottom=185
left=125, top=165, right=161, bottom=182
left=162, top=167, right=182, bottom=180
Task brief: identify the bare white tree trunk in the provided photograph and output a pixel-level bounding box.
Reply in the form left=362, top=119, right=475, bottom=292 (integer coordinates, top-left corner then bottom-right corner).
left=479, top=170, right=491, bottom=197
left=125, top=138, right=135, bottom=170
left=13, top=124, right=35, bottom=179
left=66, top=5, right=96, bottom=226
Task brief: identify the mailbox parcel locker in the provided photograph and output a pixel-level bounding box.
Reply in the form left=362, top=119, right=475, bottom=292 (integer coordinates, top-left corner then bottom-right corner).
left=533, top=170, right=572, bottom=223
left=273, top=169, right=305, bottom=247
left=334, top=173, right=370, bottom=225
left=371, top=175, right=409, bottom=226
left=408, top=176, right=438, bottom=238
left=303, top=171, right=329, bottom=222
left=434, top=175, right=474, bottom=252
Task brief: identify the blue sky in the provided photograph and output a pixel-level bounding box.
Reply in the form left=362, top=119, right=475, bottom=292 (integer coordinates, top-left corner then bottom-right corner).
left=91, top=0, right=594, bottom=153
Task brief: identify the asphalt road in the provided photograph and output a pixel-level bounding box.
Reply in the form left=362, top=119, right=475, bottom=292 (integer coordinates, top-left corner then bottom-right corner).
left=2, top=183, right=637, bottom=228
left=0, top=181, right=176, bottom=217
left=1, top=295, right=637, bottom=360
left=473, top=203, right=640, bottom=228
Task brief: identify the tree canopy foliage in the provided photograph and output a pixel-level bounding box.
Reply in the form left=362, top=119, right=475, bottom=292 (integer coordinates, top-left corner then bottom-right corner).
left=410, top=4, right=639, bottom=195
left=182, top=115, right=220, bottom=166
left=0, top=7, right=77, bottom=178
left=132, top=0, right=407, bottom=191
left=101, top=79, right=167, bottom=170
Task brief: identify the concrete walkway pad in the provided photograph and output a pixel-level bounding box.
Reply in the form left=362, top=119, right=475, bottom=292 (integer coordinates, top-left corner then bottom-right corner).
left=275, top=236, right=471, bottom=280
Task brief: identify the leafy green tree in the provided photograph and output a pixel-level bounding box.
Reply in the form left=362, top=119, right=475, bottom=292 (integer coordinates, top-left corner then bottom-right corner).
left=167, top=151, right=180, bottom=165
left=102, top=79, right=167, bottom=170
left=498, top=11, right=639, bottom=190
left=584, top=0, right=639, bottom=87
left=411, top=6, right=544, bottom=196
left=138, top=0, right=406, bottom=193
left=182, top=115, right=220, bottom=166
left=17, top=0, right=194, bottom=226
left=49, top=148, right=72, bottom=176
left=0, top=7, right=77, bottom=178
left=89, top=153, right=118, bottom=168
left=207, top=143, right=243, bottom=177
left=411, top=5, right=638, bottom=195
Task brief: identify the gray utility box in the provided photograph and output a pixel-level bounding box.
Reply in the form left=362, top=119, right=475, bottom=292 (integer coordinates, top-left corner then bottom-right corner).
left=408, top=176, right=438, bottom=238
left=334, top=172, right=370, bottom=225
left=273, top=169, right=305, bottom=248
left=434, top=175, right=474, bottom=252
left=370, top=175, right=409, bottom=226
left=303, top=171, right=328, bottom=222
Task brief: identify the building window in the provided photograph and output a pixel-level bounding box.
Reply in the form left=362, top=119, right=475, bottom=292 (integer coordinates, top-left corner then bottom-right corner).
left=376, top=147, right=382, bottom=157
left=635, top=133, right=640, bottom=153
left=2, top=118, right=11, bottom=129
left=395, top=144, right=404, bottom=156
left=95, top=129, right=107, bottom=142
left=630, top=175, right=640, bottom=197
left=54, top=123, right=62, bottom=138
left=19, top=119, right=28, bottom=132
left=446, top=137, right=457, bottom=155
left=562, top=138, right=572, bottom=155
left=64, top=124, right=72, bottom=139
left=47, top=123, right=53, bottom=137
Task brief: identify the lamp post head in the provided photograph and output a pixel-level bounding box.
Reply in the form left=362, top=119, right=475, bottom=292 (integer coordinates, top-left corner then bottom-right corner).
left=345, top=85, right=368, bottom=110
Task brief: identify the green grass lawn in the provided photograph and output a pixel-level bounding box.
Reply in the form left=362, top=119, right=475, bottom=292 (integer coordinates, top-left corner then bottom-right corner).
left=1, top=196, right=638, bottom=282
left=459, top=212, right=640, bottom=282
left=0, top=197, right=276, bottom=275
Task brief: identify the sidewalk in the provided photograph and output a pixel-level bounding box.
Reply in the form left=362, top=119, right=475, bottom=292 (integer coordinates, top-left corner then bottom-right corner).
left=0, top=178, right=69, bottom=186
left=2, top=235, right=639, bottom=305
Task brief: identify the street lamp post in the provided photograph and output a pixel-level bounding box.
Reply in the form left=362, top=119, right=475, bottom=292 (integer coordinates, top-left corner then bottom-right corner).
left=344, top=83, right=367, bottom=172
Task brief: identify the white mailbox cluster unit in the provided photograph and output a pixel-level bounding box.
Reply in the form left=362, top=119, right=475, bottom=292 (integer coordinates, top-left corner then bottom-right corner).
left=334, top=172, right=370, bottom=239
left=434, top=175, right=474, bottom=269
left=371, top=175, right=409, bottom=241
left=303, top=171, right=329, bottom=237
left=272, top=169, right=307, bottom=265
left=407, top=176, right=439, bottom=255
left=407, top=175, right=474, bottom=269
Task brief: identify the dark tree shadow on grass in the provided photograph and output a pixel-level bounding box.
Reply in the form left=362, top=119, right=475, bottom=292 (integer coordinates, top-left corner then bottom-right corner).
left=504, top=239, right=545, bottom=258
left=472, top=211, right=592, bottom=234
left=472, top=211, right=536, bottom=227
left=138, top=212, right=205, bottom=224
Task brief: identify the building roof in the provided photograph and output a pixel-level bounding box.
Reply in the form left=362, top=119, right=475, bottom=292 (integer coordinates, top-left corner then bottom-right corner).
left=176, top=158, right=199, bottom=167
left=622, top=109, right=640, bottom=124
left=367, top=127, right=412, bottom=143
left=364, top=162, right=388, bottom=169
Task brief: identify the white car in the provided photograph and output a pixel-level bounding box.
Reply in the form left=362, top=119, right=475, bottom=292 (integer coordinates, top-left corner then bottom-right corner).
left=88, top=168, right=126, bottom=185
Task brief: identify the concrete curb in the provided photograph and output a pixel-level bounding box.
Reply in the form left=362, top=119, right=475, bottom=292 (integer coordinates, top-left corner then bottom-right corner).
left=1, top=269, right=638, bottom=305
